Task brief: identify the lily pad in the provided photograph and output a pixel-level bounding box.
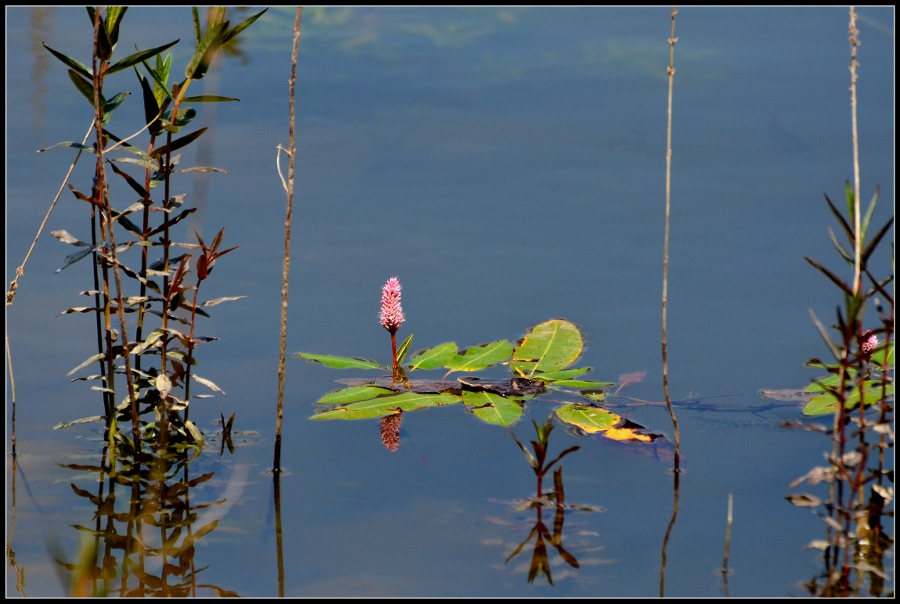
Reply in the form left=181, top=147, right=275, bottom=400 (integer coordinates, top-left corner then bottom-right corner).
left=511, top=319, right=583, bottom=377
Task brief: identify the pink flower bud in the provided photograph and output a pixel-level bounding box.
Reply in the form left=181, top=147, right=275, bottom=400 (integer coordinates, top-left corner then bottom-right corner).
left=379, top=277, right=405, bottom=333
left=860, top=330, right=878, bottom=359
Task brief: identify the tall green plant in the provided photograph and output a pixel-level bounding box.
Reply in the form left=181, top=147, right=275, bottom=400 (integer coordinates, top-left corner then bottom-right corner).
left=45, top=7, right=265, bottom=451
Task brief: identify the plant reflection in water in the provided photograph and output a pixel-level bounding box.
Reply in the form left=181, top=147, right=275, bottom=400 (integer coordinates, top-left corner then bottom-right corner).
left=54, top=423, right=247, bottom=597
left=500, top=417, right=605, bottom=586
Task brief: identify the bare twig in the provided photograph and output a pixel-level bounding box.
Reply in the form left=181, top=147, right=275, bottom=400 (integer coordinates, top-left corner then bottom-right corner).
left=662, top=6, right=680, bottom=464
left=274, top=7, right=303, bottom=473
left=848, top=6, right=861, bottom=294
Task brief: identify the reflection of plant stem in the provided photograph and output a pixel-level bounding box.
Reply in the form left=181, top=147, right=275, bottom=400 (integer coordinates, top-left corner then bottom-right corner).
left=720, top=493, right=733, bottom=597
left=274, top=471, right=285, bottom=597
left=659, top=460, right=680, bottom=597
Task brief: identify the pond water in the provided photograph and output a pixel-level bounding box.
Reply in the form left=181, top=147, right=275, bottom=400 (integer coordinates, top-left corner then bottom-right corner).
left=6, top=6, right=894, bottom=597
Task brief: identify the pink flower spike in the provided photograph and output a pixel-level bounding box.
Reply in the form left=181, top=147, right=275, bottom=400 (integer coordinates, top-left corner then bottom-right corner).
left=379, top=276, right=405, bottom=334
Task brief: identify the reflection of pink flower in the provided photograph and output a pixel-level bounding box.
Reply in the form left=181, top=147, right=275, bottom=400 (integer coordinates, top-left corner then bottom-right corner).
left=379, top=277, right=405, bottom=334
left=380, top=413, right=402, bottom=452
left=860, top=330, right=878, bottom=358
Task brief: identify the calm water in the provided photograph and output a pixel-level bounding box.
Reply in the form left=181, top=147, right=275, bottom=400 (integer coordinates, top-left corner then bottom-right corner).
left=6, top=7, right=894, bottom=597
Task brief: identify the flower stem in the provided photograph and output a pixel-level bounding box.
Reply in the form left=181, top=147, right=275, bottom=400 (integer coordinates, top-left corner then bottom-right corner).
left=391, top=330, right=398, bottom=381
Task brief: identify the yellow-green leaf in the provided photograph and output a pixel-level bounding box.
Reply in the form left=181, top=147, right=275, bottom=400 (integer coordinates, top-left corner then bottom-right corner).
left=511, top=319, right=583, bottom=377
left=554, top=403, right=619, bottom=434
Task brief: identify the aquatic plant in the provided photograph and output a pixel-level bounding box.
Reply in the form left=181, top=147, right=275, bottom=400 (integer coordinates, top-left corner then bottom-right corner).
left=297, top=281, right=668, bottom=456
left=32, top=7, right=265, bottom=452
left=786, top=7, right=894, bottom=597
left=9, top=9, right=266, bottom=594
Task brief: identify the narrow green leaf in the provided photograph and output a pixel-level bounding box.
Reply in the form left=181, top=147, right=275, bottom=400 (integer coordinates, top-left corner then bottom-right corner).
left=145, top=208, right=197, bottom=237
left=108, top=160, right=149, bottom=198
left=823, top=193, right=854, bottom=246
left=149, top=127, right=207, bottom=159
left=181, top=95, right=239, bottom=103
left=107, top=40, right=180, bottom=75
left=531, top=367, right=591, bottom=381
left=827, top=227, right=853, bottom=263
left=862, top=216, right=894, bottom=264
left=310, top=391, right=461, bottom=420
left=95, top=8, right=113, bottom=61
left=804, top=256, right=853, bottom=295
left=67, top=69, right=99, bottom=106
left=44, top=43, right=92, bottom=79
left=408, top=342, right=458, bottom=370
left=101, top=91, right=130, bottom=125
left=844, top=180, right=855, bottom=219
left=295, top=353, right=381, bottom=370
left=511, top=319, right=583, bottom=377
left=808, top=308, right=842, bottom=362
left=860, top=186, right=879, bottom=244
left=39, top=141, right=94, bottom=154
left=462, top=390, right=523, bottom=426
left=317, top=386, right=395, bottom=405
left=136, top=70, right=163, bottom=134
left=549, top=379, right=615, bottom=389
left=185, top=22, right=227, bottom=80
left=396, top=334, right=414, bottom=365
left=222, top=8, right=268, bottom=44
left=444, top=340, right=513, bottom=373
left=56, top=247, right=95, bottom=273
left=106, top=6, right=127, bottom=47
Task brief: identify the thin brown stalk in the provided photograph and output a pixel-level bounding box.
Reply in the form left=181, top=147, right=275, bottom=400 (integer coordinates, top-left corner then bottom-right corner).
left=91, top=7, right=140, bottom=444
left=848, top=7, right=861, bottom=294
left=662, top=6, right=680, bottom=463
left=274, top=7, right=303, bottom=473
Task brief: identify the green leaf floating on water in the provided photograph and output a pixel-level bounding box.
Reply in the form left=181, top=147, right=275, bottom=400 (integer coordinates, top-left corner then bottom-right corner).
left=549, top=379, right=616, bottom=389
left=310, top=391, right=461, bottom=420
left=555, top=403, right=620, bottom=433
left=511, top=319, right=583, bottom=377
left=317, top=386, right=395, bottom=405
left=462, top=390, right=523, bottom=427
left=443, top=340, right=513, bottom=373
left=295, top=353, right=381, bottom=369
left=531, top=367, right=591, bottom=381
left=407, top=342, right=458, bottom=370
left=802, top=380, right=894, bottom=416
